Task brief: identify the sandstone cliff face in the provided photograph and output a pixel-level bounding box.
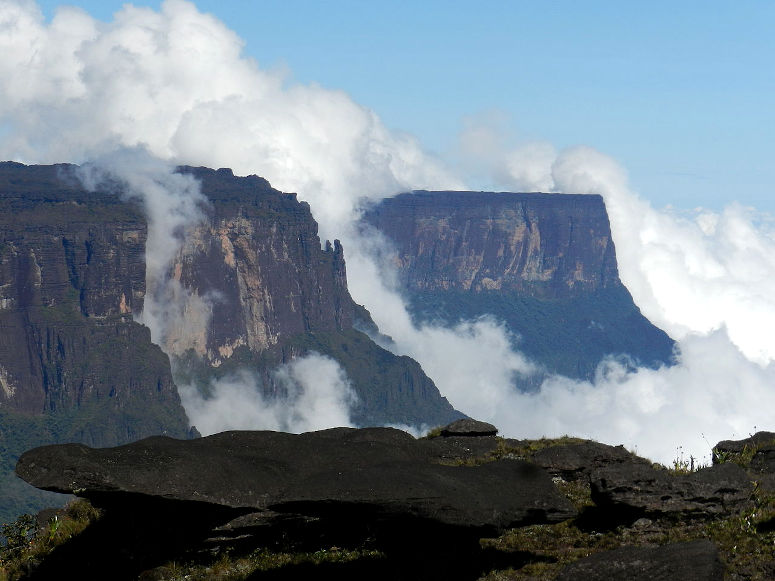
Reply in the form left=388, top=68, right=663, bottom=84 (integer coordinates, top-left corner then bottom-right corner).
left=362, top=191, right=618, bottom=298
left=166, top=168, right=354, bottom=364
left=0, top=163, right=458, bottom=431
left=167, top=168, right=459, bottom=427
left=362, top=190, right=674, bottom=380
left=0, top=162, right=186, bottom=436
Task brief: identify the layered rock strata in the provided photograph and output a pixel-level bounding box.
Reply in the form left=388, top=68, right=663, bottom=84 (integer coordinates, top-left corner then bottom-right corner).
left=361, top=191, right=675, bottom=380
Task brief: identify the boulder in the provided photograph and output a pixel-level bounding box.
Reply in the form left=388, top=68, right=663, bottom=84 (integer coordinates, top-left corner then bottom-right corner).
left=439, top=419, right=498, bottom=437
left=531, top=441, right=652, bottom=481
left=555, top=540, right=724, bottom=581
left=590, top=461, right=753, bottom=522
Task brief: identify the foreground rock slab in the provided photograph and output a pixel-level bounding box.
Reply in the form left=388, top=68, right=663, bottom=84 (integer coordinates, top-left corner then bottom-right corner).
left=591, top=461, right=754, bottom=522
left=17, top=427, right=574, bottom=534
left=16, top=426, right=577, bottom=580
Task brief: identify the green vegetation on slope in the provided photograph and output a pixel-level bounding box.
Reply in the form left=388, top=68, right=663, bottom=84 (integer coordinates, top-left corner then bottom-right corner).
left=408, top=285, right=675, bottom=381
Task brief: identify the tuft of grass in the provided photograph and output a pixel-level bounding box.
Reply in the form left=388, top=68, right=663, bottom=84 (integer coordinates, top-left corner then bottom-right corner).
left=0, top=499, right=101, bottom=581
left=552, top=477, right=594, bottom=512
left=480, top=520, right=621, bottom=580
left=142, top=546, right=387, bottom=581
left=704, top=480, right=775, bottom=579
left=500, top=436, right=588, bottom=460
left=669, top=446, right=708, bottom=474
left=422, top=426, right=443, bottom=439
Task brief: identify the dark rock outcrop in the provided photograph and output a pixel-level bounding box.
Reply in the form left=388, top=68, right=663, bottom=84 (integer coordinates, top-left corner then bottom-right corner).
left=361, top=190, right=675, bottom=380
left=16, top=427, right=575, bottom=580
left=590, top=461, right=754, bottom=522
left=16, top=428, right=575, bottom=531
left=555, top=539, right=724, bottom=581
left=713, top=430, right=775, bottom=459
left=530, top=441, right=653, bottom=481
left=440, top=418, right=497, bottom=437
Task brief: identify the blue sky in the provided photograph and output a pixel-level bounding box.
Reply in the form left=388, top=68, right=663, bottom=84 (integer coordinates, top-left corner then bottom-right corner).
left=33, top=0, right=775, bottom=211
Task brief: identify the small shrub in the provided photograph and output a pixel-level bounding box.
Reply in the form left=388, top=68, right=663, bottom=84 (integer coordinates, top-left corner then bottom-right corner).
left=0, top=514, right=36, bottom=560
left=0, top=499, right=101, bottom=580
left=422, top=426, right=443, bottom=439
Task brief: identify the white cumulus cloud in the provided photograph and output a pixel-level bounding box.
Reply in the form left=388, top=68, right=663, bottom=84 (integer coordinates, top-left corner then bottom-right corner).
left=2, top=0, right=774, bottom=463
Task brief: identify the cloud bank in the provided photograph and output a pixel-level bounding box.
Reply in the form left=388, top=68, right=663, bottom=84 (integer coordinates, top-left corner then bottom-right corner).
left=76, top=148, right=210, bottom=350
left=180, top=353, right=357, bottom=436
left=2, top=0, right=774, bottom=463
left=0, top=0, right=461, bottom=239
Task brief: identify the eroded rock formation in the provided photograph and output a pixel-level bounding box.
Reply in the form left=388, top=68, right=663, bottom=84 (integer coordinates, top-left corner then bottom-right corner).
left=15, top=425, right=775, bottom=580
left=16, top=424, right=575, bottom=580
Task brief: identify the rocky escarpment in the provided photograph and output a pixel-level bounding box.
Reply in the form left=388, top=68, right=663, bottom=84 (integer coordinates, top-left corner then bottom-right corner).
left=0, top=162, right=194, bottom=522
left=0, top=162, right=459, bottom=522
left=166, top=167, right=459, bottom=427
left=0, top=162, right=183, bottom=426
left=361, top=191, right=675, bottom=380
left=14, top=426, right=775, bottom=580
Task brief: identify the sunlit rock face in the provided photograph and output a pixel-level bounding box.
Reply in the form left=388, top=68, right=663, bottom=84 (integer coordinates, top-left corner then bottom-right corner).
left=0, top=163, right=459, bottom=432
left=362, top=190, right=675, bottom=381
left=165, top=167, right=355, bottom=364
left=363, top=191, right=619, bottom=297
left=166, top=167, right=460, bottom=428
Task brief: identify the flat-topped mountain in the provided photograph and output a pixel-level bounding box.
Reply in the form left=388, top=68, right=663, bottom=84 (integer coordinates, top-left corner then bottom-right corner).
left=361, top=190, right=675, bottom=380
left=363, top=190, right=619, bottom=297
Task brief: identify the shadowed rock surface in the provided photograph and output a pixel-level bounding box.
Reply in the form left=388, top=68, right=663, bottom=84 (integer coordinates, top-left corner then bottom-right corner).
left=15, top=426, right=575, bottom=580
left=590, top=461, right=754, bottom=522
left=555, top=539, right=724, bottom=581
left=17, top=427, right=574, bottom=531
left=531, top=441, right=653, bottom=481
